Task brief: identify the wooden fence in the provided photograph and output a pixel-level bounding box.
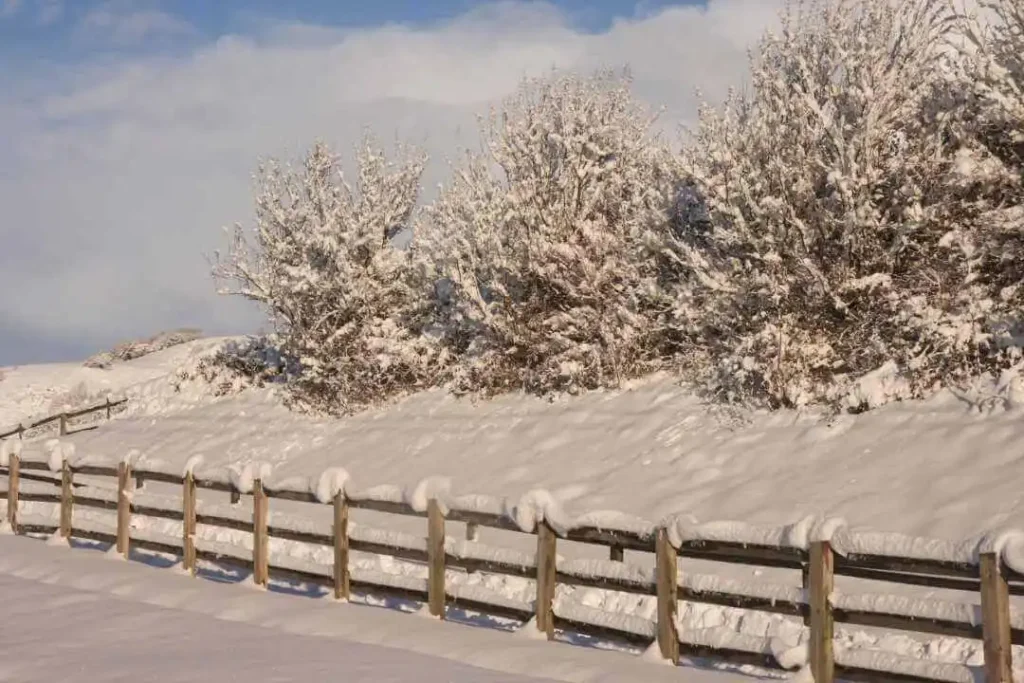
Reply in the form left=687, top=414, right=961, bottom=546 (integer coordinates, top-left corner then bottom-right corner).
left=0, top=396, right=127, bottom=440
left=0, top=450, right=1020, bottom=683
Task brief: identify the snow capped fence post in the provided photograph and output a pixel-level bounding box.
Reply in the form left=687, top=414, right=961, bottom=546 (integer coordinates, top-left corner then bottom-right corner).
left=6, top=452, right=19, bottom=533
left=980, top=552, right=1013, bottom=683
left=59, top=457, right=73, bottom=538
left=427, top=498, right=446, bottom=618
left=808, top=540, right=835, bottom=683
left=333, top=491, right=350, bottom=600
left=116, top=462, right=132, bottom=558
left=655, top=527, right=679, bottom=664
left=182, top=471, right=197, bottom=576
left=535, top=520, right=557, bottom=640
left=252, top=479, right=269, bottom=587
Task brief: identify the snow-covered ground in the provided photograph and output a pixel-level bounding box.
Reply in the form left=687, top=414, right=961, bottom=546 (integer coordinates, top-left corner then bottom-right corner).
left=3, top=339, right=1024, bottom=680
left=5, top=338, right=1020, bottom=540
left=0, top=534, right=748, bottom=683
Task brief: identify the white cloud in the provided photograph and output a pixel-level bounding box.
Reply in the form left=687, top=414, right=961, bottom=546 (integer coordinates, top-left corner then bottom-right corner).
left=0, top=0, right=781, bottom=363
left=76, top=0, right=195, bottom=45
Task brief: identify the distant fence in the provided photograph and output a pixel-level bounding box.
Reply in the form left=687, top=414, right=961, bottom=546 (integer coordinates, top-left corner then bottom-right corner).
left=0, top=447, right=1020, bottom=683
left=0, top=397, right=128, bottom=441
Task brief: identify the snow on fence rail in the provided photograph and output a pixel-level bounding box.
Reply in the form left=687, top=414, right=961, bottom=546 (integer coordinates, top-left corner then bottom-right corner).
left=0, top=396, right=127, bottom=441
left=0, top=445, right=1021, bottom=683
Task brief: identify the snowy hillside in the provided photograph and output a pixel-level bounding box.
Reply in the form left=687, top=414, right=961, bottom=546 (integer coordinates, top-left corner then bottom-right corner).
left=4, top=337, right=1024, bottom=542
left=5, top=338, right=1024, bottom=680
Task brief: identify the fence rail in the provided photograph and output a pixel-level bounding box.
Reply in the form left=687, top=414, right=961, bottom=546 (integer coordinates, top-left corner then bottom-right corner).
left=0, top=396, right=127, bottom=440
left=0, top=450, right=1019, bottom=683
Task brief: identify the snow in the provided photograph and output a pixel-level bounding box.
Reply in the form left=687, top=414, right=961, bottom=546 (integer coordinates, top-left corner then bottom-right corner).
left=0, top=569, right=564, bottom=683
left=407, top=475, right=453, bottom=513
left=313, top=466, right=349, bottom=503
left=834, top=649, right=976, bottom=683
left=228, top=460, right=274, bottom=494
left=0, top=436, right=21, bottom=467
left=8, top=342, right=1024, bottom=679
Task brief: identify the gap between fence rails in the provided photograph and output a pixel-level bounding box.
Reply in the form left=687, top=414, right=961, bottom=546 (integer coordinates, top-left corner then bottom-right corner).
left=0, top=453, right=1019, bottom=683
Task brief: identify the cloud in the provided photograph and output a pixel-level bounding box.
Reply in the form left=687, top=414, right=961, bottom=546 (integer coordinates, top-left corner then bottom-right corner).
left=76, top=0, right=196, bottom=45
left=0, top=0, right=781, bottom=364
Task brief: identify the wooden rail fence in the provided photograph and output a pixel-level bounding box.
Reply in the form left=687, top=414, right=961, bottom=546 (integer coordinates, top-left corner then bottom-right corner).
left=0, top=449, right=1020, bottom=683
left=0, top=396, right=127, bottom=441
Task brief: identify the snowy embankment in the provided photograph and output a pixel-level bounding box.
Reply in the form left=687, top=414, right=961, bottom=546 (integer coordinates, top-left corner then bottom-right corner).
left=4, top=338, right=1024, bottom=679
left=0, top=534, right=733, bottom=683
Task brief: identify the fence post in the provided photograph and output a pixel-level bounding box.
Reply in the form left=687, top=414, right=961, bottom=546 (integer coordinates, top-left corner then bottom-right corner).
left=59, top=458, right=73, bottom=538
left=466, top=522, right=479, bottom=542
left=252, top=479, right=268, bottom=587
left=427, top=499, right=447, bottom=618
left=610, top=545, right=624, bottom=562
left=231, top=489, right=241, bottom=505
left=116, top=462, right=132, bottom=558
left=105, top=397, right=112, bottom=420
left=182, top=471, right=197, bottom=576
left=6, top=452, right=19, bottom=533
left=17, top=424, right=23, bottom=440
left=809, top=540, right=835, bottom=683
left=535, top=520, right=557, bottom=639
left=333, top=491, right=349, bottom=600
left=656, top=528, right=679, bottom=664
left=980, top=552, right=1013, bottom=683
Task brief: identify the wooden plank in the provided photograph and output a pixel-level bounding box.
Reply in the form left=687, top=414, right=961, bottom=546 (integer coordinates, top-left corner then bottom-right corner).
left=535, top=520, right=557, bottom=640
left=7, top=453, right=18, bottom=533
left=116, top=462, right=132, bottom=558
left=333, top=492, right=350, bottom=600
left=59, top=459, right=73, bottom=538
left=133, top=469, right=183, bottom=486
left=980, top=553, right=1012, bottom=683
left=427, top=498, right=446, bottom=619
left=656, top=527, right=679, bottom=664
left=252, top=479, right=269, bottom=586
left=71, top=464, right=120, bottom=478
left=183, top=471, right=197, bottom=576
left=836, top=553, right=978, bottom=580
left=809, top=541, right=835, bottom=683
left=565, top=526, right=654, bottom=552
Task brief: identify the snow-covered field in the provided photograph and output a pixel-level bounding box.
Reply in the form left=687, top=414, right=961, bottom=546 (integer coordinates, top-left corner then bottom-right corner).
left=0, top=534, right=743, bottom=683
left=4, top=339, right=1021, bottom=540
left=3, top=339, right=1024, bottom=680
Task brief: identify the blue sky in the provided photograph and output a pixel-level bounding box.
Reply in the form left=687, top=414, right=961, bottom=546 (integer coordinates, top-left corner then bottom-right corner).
left=0, top=0, right=775, bottom=366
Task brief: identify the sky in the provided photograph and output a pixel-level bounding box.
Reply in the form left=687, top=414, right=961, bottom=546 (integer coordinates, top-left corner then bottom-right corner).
left=0, top=0, right=783, bottom=366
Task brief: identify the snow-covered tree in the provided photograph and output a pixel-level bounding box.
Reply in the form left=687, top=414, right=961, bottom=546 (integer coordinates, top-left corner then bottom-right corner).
left=956, top=0, right=1024, bottom=331
left=671, top=0, right=1021, bottom=409
left=213, top=136, right=442, bottom=414
left=421, top=69, right=680, bottom=395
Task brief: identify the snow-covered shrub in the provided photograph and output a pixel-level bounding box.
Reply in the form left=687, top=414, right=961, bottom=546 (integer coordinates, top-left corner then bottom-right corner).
left=170, top=336, right=297, bottom=398
left=955, top=0, right=1024, bottom=341
left=213, top=137, right=443, bottom=414
left=84, top=329, right=203, bottom=368
left=421, top=69, right=680, bottom=396
left=671, top=0, right=1022, bottom=409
